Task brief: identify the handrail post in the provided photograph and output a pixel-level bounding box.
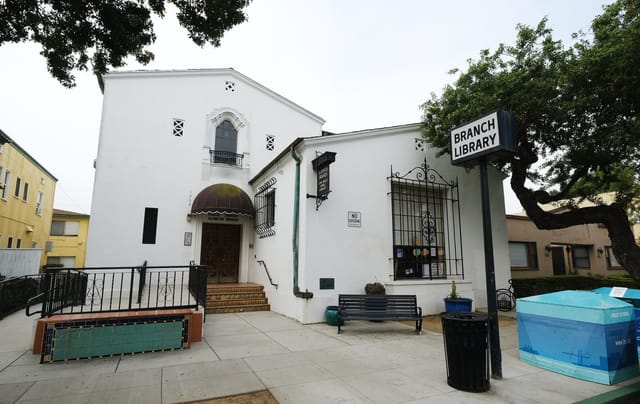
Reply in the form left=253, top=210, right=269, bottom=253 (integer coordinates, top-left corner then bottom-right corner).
left=128, top=268, right=135, bottom=310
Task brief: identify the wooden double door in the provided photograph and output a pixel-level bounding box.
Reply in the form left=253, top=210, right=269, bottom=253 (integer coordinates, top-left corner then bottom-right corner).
left=200, top=223, right=241, bottom=283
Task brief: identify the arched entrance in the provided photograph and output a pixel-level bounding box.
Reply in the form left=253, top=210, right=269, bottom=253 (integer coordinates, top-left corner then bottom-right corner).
left=191, top=183, right=254, bottom=283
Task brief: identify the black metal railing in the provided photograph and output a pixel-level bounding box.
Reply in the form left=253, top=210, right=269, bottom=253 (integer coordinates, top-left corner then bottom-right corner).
left=256, top=260, right=278, bottom=289
left=26, top=264, right=208, bottom=319
left=210, top=150, right=244, bottom=167
left=137, top=260, right=147, bottom=304
left=189, top=263, right=207, bottom=310
left=0, top=275, right=44, bottom=319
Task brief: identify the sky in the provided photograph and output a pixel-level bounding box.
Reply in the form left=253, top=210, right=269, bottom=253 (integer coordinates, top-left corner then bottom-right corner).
left=0, top=0, right=613, bottom=215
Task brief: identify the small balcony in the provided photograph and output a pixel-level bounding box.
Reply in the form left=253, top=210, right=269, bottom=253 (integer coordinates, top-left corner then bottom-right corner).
left=210, top=150, right=243, bottom=167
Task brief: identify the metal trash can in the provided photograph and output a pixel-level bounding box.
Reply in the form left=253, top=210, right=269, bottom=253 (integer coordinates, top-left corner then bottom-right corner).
left=441, top=312, right=490, bottom=392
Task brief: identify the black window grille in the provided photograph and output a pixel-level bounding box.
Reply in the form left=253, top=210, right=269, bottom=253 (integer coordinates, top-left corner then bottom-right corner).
left=255, top=177, right=277, bottom=238
left=388, top=161, right=463, bottom=280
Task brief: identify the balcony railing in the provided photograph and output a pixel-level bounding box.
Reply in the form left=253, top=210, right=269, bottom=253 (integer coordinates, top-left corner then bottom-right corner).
left=210, top=150, right=243, bottom=167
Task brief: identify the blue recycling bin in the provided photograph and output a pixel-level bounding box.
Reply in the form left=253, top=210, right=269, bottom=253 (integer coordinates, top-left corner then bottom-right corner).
left=517, top=290, right=639, bottom=385
left=593, top=287, right=640, bottom=358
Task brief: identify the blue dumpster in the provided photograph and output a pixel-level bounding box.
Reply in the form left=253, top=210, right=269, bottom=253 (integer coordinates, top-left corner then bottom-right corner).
left=593, top=287, right=640, bottom=358
left=517, top=290, right=639, bottom=385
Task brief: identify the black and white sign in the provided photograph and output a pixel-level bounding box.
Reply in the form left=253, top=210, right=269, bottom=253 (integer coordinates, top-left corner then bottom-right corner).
left=348, top=211, right=361, bottom=227
left=450, top=110, right=516, bottom=165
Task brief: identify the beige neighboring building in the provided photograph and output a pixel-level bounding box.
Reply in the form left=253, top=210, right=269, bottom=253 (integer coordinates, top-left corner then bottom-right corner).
left=506, top=193, right=640, bottom=278
left=46, top=209, right=90, bottom=269
left=507, top=213, right=626, bottom=278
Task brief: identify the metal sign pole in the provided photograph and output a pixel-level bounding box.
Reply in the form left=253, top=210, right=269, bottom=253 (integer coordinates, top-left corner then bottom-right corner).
left=479, top=157, right=502, bottom=379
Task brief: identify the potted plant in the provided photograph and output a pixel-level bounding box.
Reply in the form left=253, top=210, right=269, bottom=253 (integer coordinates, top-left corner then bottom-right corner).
left=443, top=280, right=473, bottom=312
left=364, top=282, right=386, bottom=295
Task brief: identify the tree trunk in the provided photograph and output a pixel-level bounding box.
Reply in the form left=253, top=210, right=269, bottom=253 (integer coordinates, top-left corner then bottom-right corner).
left=510, top=156, right=640, bottom=281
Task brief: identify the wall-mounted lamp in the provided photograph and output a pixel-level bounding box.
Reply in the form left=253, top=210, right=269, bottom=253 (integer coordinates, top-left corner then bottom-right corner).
left=186, top=214, right=192, bottom=223
left=597, top=247, right=604, bottom=256
left=545, top=244, right=552, bottom=252
left=566, top=245, right=572, bottom=252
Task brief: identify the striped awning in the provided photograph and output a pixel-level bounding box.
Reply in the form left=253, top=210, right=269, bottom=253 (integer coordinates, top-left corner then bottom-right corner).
left=190, top=183, right=254, bottom=217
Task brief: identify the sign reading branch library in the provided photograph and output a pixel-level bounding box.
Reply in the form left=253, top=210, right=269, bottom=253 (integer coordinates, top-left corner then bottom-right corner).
left=450, top=110, right=516, bottom=165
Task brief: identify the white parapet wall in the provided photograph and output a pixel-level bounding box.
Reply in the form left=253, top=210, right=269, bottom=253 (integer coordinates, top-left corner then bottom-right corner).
left=0, top=249, right=42, bottom=278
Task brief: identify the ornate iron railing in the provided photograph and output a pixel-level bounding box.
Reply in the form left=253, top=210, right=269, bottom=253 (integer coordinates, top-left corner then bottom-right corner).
left=210, top=150, right=244, bottom=167
left=26, top=264, right=207, bottom=319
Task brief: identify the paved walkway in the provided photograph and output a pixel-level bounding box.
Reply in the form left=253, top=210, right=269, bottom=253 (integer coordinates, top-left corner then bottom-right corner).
left=0, top=310, right=638, bottom=403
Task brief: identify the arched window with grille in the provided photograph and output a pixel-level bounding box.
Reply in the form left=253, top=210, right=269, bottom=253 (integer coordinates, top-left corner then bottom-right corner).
left=212, top=120, right=241, bottom=165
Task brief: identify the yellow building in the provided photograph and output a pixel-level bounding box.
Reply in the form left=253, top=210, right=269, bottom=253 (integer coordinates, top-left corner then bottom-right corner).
left=47, top=209, right=90, bottom=268
left=0, top=129, right=57, bottom=267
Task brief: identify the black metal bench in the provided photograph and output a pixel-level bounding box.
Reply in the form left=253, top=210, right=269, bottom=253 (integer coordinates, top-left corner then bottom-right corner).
left=337, top=294, right=422, bottom=334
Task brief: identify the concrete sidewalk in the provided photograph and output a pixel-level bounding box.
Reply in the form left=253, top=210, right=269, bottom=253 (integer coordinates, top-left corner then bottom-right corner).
left=0, top=310, right=638, bottom=403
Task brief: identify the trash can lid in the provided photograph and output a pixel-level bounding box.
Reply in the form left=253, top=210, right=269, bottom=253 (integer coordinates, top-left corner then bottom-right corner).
left=441, top=312, right=488, bottom=321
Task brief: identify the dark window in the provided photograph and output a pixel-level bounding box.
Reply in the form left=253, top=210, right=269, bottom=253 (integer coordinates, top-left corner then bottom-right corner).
left=388, top=162, right=463, bottom=281
left=254, top=178, right=277, bottom=238
left=14, top=177, right=21, bottom=197
left=508, top=241, right=538, bottom=270
left=7, top=236, right=13, bottom=248
left=390, top=181, right=446, bottom=280
left=142, top=207, right=158, bottom=244
left=572, top=245, right=591, bottom=269
left=215, top=120, right=237, bottom=153
left=16, top=239, right=21, bottom=248
left=50, top=221, right=79, bottom=236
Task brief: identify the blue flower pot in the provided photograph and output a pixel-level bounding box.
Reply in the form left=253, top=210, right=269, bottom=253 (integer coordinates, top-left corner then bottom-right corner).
left=444, top=297, right=473, bottom=312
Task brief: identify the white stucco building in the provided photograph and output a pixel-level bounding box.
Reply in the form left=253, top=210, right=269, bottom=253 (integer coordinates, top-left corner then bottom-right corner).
left=86, top=68, right=510, bottom=323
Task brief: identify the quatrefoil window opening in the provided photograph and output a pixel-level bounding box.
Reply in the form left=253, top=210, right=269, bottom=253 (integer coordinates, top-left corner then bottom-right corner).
left=225, top=81, right=236, bottom=92
left=173, top=118, right=185, bottom=137
left=266, top=135, right=275, bottom=151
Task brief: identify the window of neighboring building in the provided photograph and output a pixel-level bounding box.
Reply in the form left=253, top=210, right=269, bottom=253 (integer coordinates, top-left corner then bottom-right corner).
left=142, top=207, right=158, bottom=244
left=15, top=239, right=21, bottom=248
left=606, top=246, right=623, bottom=269
left=7, top=236, right=13, bottom=248
left=572, top=245, right=591, bottom=269
left=14, top=177, right=21, bottom=198
left=46, top=256, right=76, bottom=269
left=50, top=220, right=80, bottom=236
left=22, top=182, right=29, bottom=201
left=509, top=241, right=538, bottom=270
left=1, top=170, right=10, bottom=199
left=35, top=191, right=43, bottom=215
